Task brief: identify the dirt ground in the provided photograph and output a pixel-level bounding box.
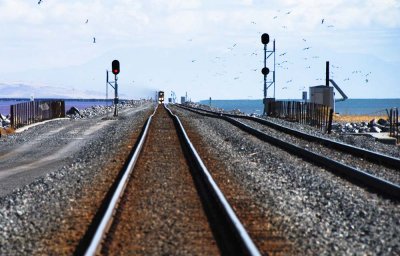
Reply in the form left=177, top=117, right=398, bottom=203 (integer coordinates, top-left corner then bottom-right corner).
left=333, top=114, right=387, bottom=123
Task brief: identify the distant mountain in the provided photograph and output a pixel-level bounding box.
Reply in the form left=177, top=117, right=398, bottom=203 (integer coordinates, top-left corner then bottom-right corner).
left=0, top=83, right=105, bottom=99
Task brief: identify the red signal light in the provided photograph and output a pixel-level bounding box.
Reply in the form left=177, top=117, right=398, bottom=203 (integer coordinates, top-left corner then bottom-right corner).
left=112, top=60, right=120, bottom=75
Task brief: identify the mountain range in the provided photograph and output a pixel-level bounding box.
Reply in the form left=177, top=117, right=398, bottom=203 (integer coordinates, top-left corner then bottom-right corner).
left=0, top=83, right=106, bottom=99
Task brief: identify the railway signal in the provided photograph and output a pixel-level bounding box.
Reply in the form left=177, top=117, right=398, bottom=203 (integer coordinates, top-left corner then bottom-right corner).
left=261, top=67, right=270, bottom=75
left=112, top=60, right=120, bottom=75
left=260, top=33, right=276, bottom=116
left=261, top=33, right=270, bottom=45
left=106, top=60, right=120, bottom=116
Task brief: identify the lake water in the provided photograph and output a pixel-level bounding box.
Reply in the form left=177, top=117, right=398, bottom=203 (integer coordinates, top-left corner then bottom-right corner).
left=1, top=98, right=399, bottom=116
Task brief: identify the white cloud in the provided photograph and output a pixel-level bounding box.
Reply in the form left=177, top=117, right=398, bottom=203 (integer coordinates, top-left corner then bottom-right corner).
left=165, top=10, right=203, bottom=34
left=0, top=0, right=44, bottom=24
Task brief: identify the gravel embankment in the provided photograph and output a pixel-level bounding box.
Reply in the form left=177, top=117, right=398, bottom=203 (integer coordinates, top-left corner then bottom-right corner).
left=234, top=117, right=400, bottom=185
left=172, top=105, right=400, bottom=255
left=265, top=116, right=400, bottom=159
left=0, top=101, right=154, bottom=255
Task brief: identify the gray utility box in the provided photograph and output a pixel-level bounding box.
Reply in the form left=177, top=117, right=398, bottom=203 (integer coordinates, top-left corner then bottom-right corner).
left=309, top=85, right=334, bottom=110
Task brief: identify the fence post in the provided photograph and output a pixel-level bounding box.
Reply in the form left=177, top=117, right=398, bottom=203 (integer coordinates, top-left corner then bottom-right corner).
left=9, top=100, right=65, bottom=129
left=327, top=108, right=333, bottom=134
left=396, top=108, right=399, bottom=144
left=10, top=105, right=14, bottom=128
left=389, top=109, right=393, bottom=138
left=62, top=101, right=66, bottom=117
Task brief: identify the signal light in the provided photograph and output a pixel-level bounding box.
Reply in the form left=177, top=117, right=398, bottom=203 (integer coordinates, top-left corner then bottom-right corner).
left=261, top=33, right=269, bottom=45
left=261, top=67, right=270, bottom=75
left=112, top=60, right=120, bottom=75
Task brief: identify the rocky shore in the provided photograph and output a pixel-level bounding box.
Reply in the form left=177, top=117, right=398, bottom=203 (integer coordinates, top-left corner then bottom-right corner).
left=65, top=100, right=149, bottom=119
left=0, top=114, right=11, bottom=133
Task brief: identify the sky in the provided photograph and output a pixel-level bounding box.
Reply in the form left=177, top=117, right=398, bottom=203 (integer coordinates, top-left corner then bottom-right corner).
left=0, top=0, right=399, bottom=101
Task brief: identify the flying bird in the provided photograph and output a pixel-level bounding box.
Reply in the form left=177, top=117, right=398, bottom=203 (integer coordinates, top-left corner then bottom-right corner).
left=302, top=47, right=311, bottom=50
left=321, top=19, right=325, bottom=24
left=251, top=21, right=256, bottom=24
left=286, top=80, right=293, bottom=83
left=286, top=11, right=291, bottom=15
left=38, top=0, right=42, bottom=4
left=93, top=37, right=96, bottom=43
left=273, top=16, right=278, bottom=19
left=302, top=38, right=307, bottom=42
left=85, top=19, right=88, bottom=24
left=279, top=52, right=287, bottom=56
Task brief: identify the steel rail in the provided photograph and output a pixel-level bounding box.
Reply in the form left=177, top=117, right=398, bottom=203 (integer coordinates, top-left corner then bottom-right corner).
left=75, top=106, right=158, bottom=256
left=165, top=104, right=261, bottom=256
left=177, top=105, right=400, bottom=200
left=179, top=105, right=400, bottom=170
left=77, top=104, right=260, bottom=255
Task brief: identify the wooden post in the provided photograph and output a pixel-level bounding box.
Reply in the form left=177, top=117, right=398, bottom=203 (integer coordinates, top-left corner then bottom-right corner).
left=327, top=108, right=334, bottom=134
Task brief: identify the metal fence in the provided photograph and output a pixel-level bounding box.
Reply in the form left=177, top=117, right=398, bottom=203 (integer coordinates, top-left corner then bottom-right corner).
left=389, top=108, right=399, bottom=144
left=10, top=100, right=65, bottom=129
left=267, top=101, right=334, bottom=133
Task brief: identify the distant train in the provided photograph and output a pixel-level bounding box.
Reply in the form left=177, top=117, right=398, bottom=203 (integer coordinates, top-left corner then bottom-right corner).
left=158, top=91, right=164, bottom=104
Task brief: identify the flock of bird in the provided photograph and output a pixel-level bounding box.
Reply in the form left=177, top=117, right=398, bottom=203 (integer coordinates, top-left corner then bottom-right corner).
left=270, top=10, right=370, bottom=89
left=185, top=8, right=372, bottom=95
left=36, top=2, right=371, bottom=93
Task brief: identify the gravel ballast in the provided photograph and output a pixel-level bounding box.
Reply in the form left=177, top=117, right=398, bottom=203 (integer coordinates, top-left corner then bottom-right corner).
left=0, top=102, right=399, bottom=255
left=172, top=105, right=400, bottom=255
left=0, top=101, right=154, bottom=255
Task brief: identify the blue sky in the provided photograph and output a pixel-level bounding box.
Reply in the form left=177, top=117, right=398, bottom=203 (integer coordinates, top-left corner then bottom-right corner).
left=0, top=0, right=399, bottom=101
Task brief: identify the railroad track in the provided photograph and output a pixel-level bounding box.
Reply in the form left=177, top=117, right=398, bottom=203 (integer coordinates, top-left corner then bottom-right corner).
left=74, top=104, right=260, bottom=255
left=177, top=105, right=400, bottom=200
